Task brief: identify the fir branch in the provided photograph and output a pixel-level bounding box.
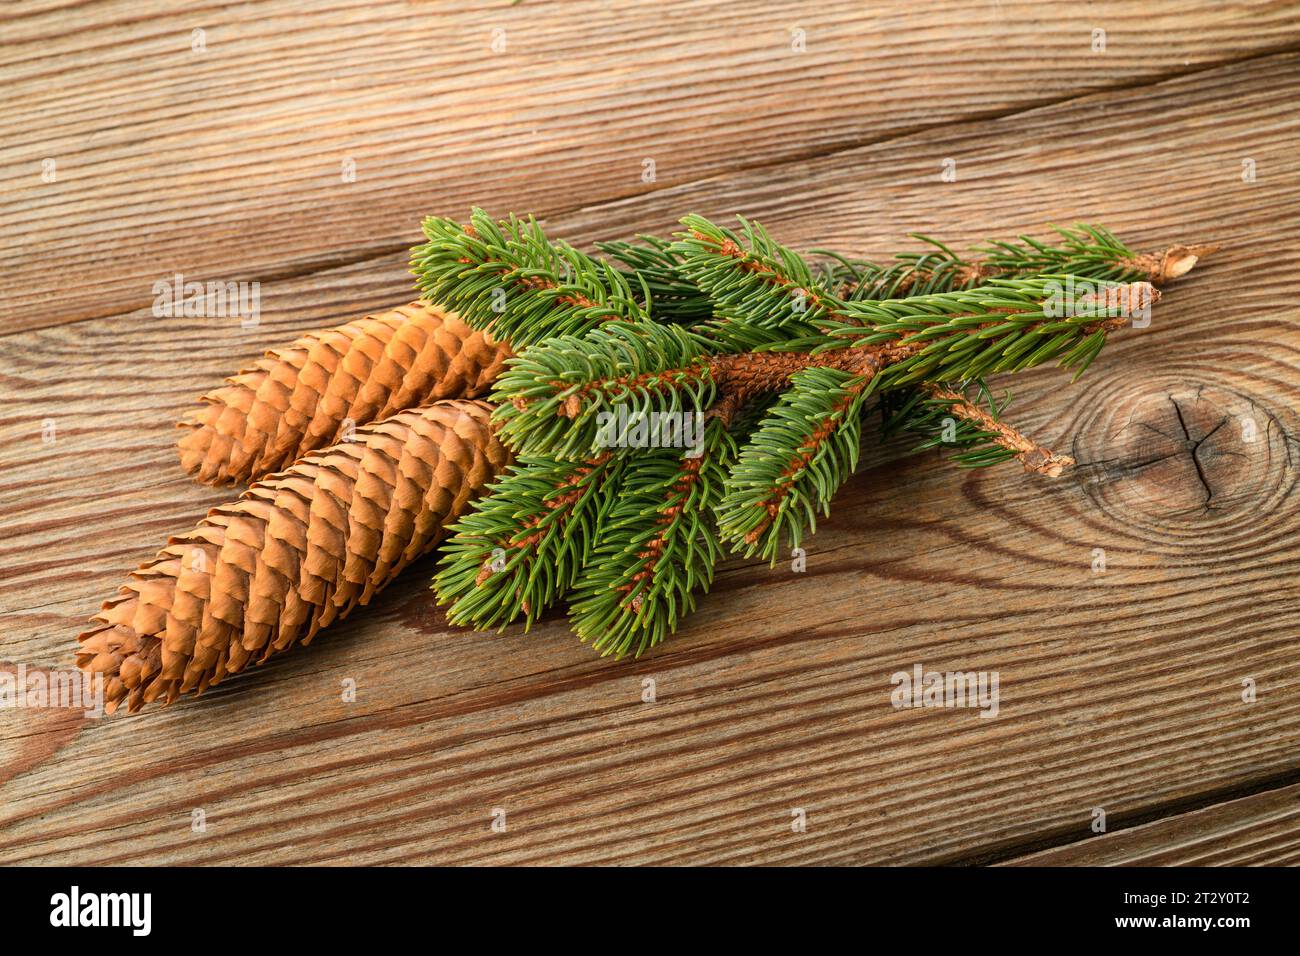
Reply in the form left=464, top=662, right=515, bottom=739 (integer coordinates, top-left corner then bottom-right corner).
left=411, top=208, right=647, bottom=347
left=821, top=224, right=1216, bottom=301
left=840, top=225, right=1198, bottom=454
left=433, top=453, right=621, bottom=630
left=887, top=382, right=1074, bottom=476
left=489, top=321, right=717, bottom=458
left=568, top=418, right=736, bottom=657
left=927, top=383, right=1074, bottom=476
left=674, top=214, right=839, bottom=346
left=714, top=278, right=1154, bottom=559
left=596, top=235, right=714, bottom=324
left=825, top=278, right=1158, bottom=384
left=815, top=239, right=988, bottom=301
left=677, top=217, right=1209, bottom=358
left=716, top=367, right=874, bottom=562
left=491, top=277, right=1154, bottom=466
left=977, top=223, right=1218, bottom=285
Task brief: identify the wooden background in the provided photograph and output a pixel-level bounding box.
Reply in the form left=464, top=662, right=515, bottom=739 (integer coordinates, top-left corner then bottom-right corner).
left=2, top=0, right=1299, bottom=866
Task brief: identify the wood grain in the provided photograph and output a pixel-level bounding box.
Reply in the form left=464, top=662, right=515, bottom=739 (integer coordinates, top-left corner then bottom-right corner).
left=3, top=3, right=1300, bottom=865
left=1002, top=781, right=1300, bottom=866
left=3, top=0, right=1299, bottom=332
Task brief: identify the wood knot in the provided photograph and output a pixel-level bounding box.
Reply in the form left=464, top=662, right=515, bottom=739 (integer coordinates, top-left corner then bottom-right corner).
left=1071, top=380, right=1295, bottom=531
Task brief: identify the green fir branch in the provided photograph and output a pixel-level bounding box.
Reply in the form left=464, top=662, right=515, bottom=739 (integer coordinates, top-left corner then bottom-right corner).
left=433, top=453, right=622, bottom=631
left=824, top=276, right=1149, bottom=384
left=812, top=238, right=977, bottom=301
left=716, top=367, right=871, bottom=562
left=489, top=320, right=718, bottom=458
left=815, top=223, right=1158, bottom=304
left=832, top=226, right=1164, bottom=449
left=411, top=208, right=647, bottom=347
left=882, top=380, right=1021, bottom=469
left=713, top=277, right=1151, bottom=559
left=673, top=214, right=840, bottom=348
left=568, top=418, right=736, bottom=657
left=596, top=235, right=714, bottom=325
left=976, top=223, right=1142, bottom=282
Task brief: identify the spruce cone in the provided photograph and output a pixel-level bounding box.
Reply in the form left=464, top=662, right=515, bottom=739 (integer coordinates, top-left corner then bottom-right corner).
left=178, top=302, right=511, bottom=485
left=80, top=400, right=510, bottom=714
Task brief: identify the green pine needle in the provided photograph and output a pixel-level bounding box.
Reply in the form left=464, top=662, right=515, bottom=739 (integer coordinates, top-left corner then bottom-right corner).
left=812, top=238, right=975, bottom=301
left=596, top=234, right=714, bottom=325
left=976, top=223, right=1140, bottom=282
left=673, top=214, right=839, bottom=341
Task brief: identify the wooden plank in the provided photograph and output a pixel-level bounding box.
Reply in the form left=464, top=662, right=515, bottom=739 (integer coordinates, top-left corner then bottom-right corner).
left=1001, top=781, right=1300, bottom=866
left=3, top=0, right=1298, bottom=333
left=2, top=46, right=1300, bottom=864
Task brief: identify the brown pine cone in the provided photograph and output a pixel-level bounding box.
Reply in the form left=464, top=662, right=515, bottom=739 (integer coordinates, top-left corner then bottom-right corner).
left=80, top=400, right=510, bottom=714
left=177, top=301, right=512, bottom=485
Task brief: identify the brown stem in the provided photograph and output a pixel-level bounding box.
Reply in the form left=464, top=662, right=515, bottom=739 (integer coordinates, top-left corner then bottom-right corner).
left=707, top=343, right=920, bottom=409
left=1121, top=244, right=1219, bottom=285
left=551, top=342, right=915, bottom=420
left=924, top=384, right=1074, bottom=478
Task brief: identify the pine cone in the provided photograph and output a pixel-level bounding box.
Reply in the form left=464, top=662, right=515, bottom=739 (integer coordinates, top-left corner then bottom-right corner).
left=178, top=302, right=511, bottom=485
left=80, top=400, right=510, bottom=714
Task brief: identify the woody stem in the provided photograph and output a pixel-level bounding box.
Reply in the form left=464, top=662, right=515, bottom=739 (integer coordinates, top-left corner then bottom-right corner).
left=924, top=384, right=1075, bottom=477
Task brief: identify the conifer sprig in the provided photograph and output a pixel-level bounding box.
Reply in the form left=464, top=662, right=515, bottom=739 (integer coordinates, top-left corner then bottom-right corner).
left=489, top=321, right=716, bottom=458
left=716, top=367, right=871, bottom=561
left=412, top=208, right=647, bottom=346
left=975, top=223, right=1136, bottom=281
left=815, top=238, right=982, bottom=301
left=974, top=223, right=1217, bottom=285
left=596, top=235, right=713, bottom=324
left=830, top=277, right=1154, bottom=382
left=817, top=223, right=1205, bottom=302
left=884, top=382, right=1073, bottom=475
left=712, top=277, right=1153, bottom=561
left=920, top=384, right=1074, bottom=476
left=478, top=276, right=1152, bottom=567
left=673, top=214, right=839, bottom=350
left=410, top=209, right=1207, bottom=659
left=433, top=453, right=622, bottom=630
left=807, top=222, right=1203, bottom=478
left=678, top=216, right=1198, bottom=353
left=569, top=418, right=736, bottom=656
